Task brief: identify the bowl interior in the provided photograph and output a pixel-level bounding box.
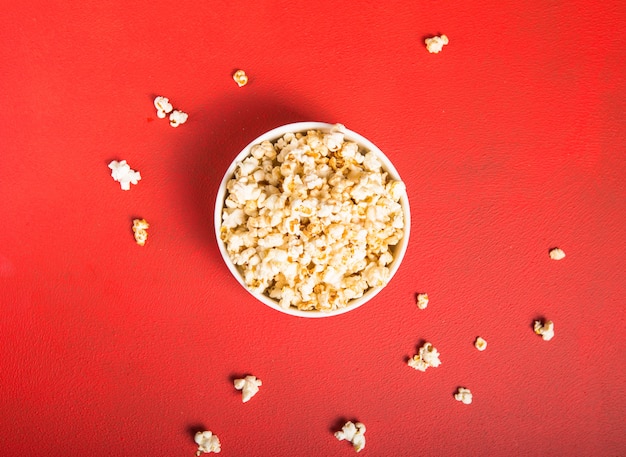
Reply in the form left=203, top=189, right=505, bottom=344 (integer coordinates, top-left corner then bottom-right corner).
left=214, top=122, right=411, bottom=317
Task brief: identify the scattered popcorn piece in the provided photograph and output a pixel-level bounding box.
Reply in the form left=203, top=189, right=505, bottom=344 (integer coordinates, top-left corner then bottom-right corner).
left=534, top=319, right=555, bottom=341
left=474, top=336, right=487, bottom=351
left=194, top=431, right=221, bottom=455
left=425, top=34, right=449, bottom=53
left=416, top=293, right=429, bottom=310
left=232, top=69, right=249, bottom=87
left=408, top=342, right=441, bottom=371
left=220, top=124, right=407, bottom=312
left=132, top=218, right=149, bottom=246
left=335, top=421, right=366, bottom=453
left=154, top=96, right=173, bottom=118
left=454, top=387, right=473, bottom=404
left=549, top=247, right=566, bottom=260
left=169, top=109, right=188, bottom=127
left=108, top=160, right=141, bottom=191
left=233, top=375, right=262, bottom=403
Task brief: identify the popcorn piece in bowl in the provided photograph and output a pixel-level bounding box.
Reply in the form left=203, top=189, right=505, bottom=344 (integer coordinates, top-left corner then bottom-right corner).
left=194, top=430, right=221, bottom=455
left=169, top=109, right=188, bottom=127
left=153, top=96, right=173, bottom=118
left=534, top=319, right=555, bottom=341
left=132, top=218, right=149, bottom=246
left=474, top=336, right=487, bottom=351
left=454, top=387, right=473, bottom=404
left=233, top=375, right=262, bottom=403
left=335, top=421, right=366, bottom=452
left=425, top=34, right=449, bottom=53
left=232, top=69, right=249, bottom=87
left=408, top=342, right=441, bottom=371
left=108, top=160, right=141, bottom=190
left=549, top=247, right=566, bottom=260
left=416, top=292, right=429, bottom=309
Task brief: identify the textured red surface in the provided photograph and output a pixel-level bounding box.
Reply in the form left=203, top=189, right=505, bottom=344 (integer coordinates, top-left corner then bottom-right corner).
left=1, top=1, right=625, bottom=456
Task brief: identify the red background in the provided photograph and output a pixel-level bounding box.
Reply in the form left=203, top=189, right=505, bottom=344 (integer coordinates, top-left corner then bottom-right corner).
left=1, top=1, right=625, bottom=456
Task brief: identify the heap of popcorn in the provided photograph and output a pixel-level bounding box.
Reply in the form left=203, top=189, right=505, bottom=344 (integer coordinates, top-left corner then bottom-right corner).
left=219, top=124, right=406, bottom=312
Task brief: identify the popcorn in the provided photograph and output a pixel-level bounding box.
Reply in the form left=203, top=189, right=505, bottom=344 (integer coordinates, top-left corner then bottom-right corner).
left=335, top=421, right=366, bottom=453
left=534, top=319, right=555, bottom=341
left=194, top=431, right=221, bottom=455
left=220, top=124, right=406, bottom=312
left=153, top=96, right=173, bottom=118
left=132, top=218, right=149, bottom=246
left=549, top=247, right=566, bottom=260
left=232, top=69, right=249, bottom=87
left=474, top=336, right=487, bottom=351
left=454, top=387, right=473, bottom=404
left=233, top=375, right=262, bottom=403
left=425, top=34, right=449, bottom=53
left=408, top=342, right=441, bottom=371
left=108, top=160, right=141, bottom=190
left=169, top=109, right=188, bottom=127
left=416, top=293, right=429, bottom=309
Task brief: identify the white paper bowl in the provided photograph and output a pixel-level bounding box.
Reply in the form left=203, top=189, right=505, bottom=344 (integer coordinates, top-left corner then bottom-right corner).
left=214, top=122, right=411, bottom=317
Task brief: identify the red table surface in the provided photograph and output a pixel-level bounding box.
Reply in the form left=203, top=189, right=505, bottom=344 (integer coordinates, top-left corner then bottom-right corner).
left=1, top=1, right=625, bottom=456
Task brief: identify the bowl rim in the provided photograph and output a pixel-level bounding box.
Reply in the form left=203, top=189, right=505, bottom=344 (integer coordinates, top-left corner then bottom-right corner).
left=214, top=122, right=411, bottom=318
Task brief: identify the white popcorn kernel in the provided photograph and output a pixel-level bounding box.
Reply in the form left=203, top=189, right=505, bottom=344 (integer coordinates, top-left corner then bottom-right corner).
left=534, top=319, right=555, bottom=341
left=169, top=109, right=188, bottom=127
left=233, top=69, right=249, bottom=87
left=233, top=375, right=262, bottom=403
left=425, top=34, right=449, bottom=53
left=323, top=123, right=345, bottom=152
left=153, top=96, right=173, bottom=118
left=194, top=430, right=221, bottom=455
left=454, top=387, right=473, bottom=405
left=335, top=421, right=366, bottom=453
left=408, top=342, right=441, bottom=372
left=108, top=160, right=141, bottom=191
left=416, top=293, right=429, bottom=310
left=549, top=247, right=566, bottom=260
left=132, top=218, right=149, bottom=246
left=474, top=336, right=487, bottom=351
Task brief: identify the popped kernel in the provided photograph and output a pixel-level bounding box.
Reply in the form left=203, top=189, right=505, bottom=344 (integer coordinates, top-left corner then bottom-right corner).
left=454, top=387, right=473, bottom=404
left=549, top=247, right=566, bottom=260
left=408, top=342, right=441, bottom=372
left=335, top=421, right=366, bottom=453
left=194, top=431, right=221, bottom=455
left=474, top=336, right=487, bottom=351
left=425, top=34, right=449, bottom=53
left=416, top=293, right=429, bottom=309
left=233, top=375, right=262, bottom=403
left=108, top=160, right=141, bottom=191
left=153, top=96, right=173, bottom=118
left=132, top=218, right=149, bottom=246
left=169, top=109, right=188, bottom=127
left=233, top=69, right=249, bottom=87
left=534, top=319, right=555, bottom=341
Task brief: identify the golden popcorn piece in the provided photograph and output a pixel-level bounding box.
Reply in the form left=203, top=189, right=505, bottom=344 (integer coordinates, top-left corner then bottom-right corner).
left=416, top=293, right=429, bottom=309
left=534, top=319, right=555, bottom=341
left=474, top=336, right=487, bottom=351
left=233, top=375, right=262, bottom=403
left=549, top=247, right=566, bottom=260
left=425, top=34, right=449, bottom=53
left=153, top=96, right=173, bottom=119
left=454, top=387, right=473, bottom=405
left=168, top=109, right=188, bottom=127
left=132, top=218, right=149, bottom=246
left=233, top=69, right=249, bottom=87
